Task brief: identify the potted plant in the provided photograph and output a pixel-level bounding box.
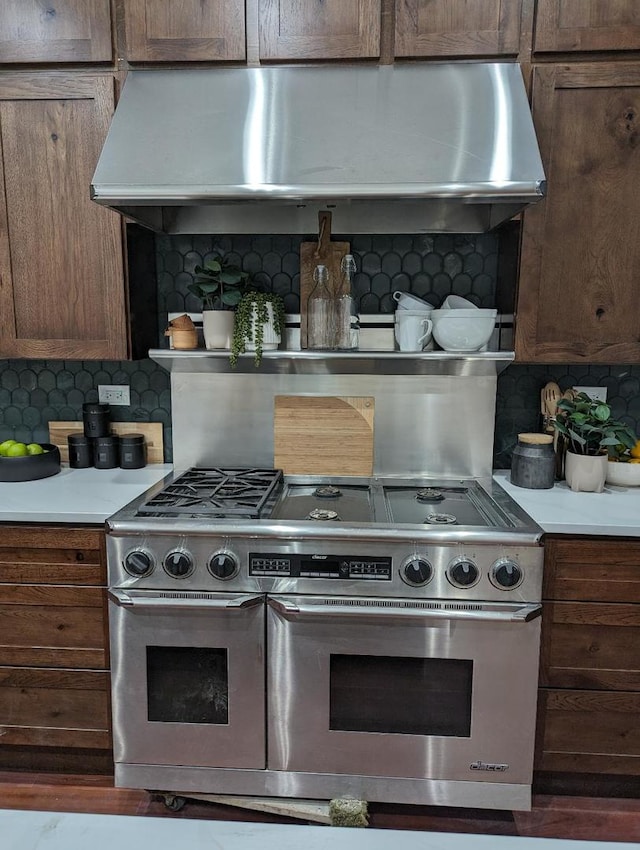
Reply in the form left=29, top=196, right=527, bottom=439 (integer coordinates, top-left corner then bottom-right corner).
left=554, top=392, right=636, bottom=492
left=187, top=254, right=251, bottom=349
left=230, top=291, right=285, bottom=368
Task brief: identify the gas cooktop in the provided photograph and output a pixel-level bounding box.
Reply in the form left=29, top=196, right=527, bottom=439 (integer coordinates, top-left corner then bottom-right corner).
left=108, top=466, right=541, bottom=539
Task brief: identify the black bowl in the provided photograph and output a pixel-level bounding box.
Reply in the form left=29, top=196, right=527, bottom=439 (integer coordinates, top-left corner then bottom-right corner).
left=0, top=444, right=61, bottom=482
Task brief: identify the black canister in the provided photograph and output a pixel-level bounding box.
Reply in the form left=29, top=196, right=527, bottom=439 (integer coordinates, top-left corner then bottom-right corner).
left=67, top=432, right=93, bottom=468
left=119, top=433, right=146, bottom=469
left=94, top=435, right=119, bottom=469
left=83, top=402, right=111, bottom=438
left=510, top=433, right=555, bottom=490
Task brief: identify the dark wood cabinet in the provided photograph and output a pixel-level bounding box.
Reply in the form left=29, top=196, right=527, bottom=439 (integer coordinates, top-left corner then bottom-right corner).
left=0, top=526, right=112, bottom=773
left=395, top=0, right=522, bottom=58
left=534, top=1, right=640, bottom=54
left=258, top=0, right=380, bottom=61
left=0, top=74, right=130, bottom=360
left=122, top=0, right=246, bottom=62
left=0, top=0, right=113, bottom=64
left=515, top=63, right=640, bottom=363
left=537, top=536, right=640, bottom=776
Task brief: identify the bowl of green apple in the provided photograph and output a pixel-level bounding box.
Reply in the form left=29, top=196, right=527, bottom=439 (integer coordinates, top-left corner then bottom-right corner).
left=0, top=440, right=61, bottom=482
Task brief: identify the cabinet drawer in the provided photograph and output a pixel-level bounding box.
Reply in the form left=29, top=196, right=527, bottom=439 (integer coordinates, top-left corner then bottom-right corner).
left=537, top=688, right=640, bottom=775
left=0, top=667, right=110, bottom=749
left=543, top=537, right=640, bottom=603
left=0, top=585, right=107, bottom=669
left=540, top=601, right=640, bottom=691
left=0, top=526, right=106, bottom=585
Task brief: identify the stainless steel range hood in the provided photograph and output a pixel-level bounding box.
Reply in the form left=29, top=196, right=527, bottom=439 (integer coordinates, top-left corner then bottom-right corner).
left=91, top=63, right=545, bottom=235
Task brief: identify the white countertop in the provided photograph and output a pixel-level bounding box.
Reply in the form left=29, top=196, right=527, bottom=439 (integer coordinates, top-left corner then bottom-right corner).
left=2, top=810, right=637, bottom=850
left=0, top=464, right=173, bottom=524
left=494, top=469, right=640, bottom=537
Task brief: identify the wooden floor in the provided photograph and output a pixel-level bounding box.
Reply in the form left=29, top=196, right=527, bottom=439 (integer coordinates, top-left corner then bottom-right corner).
left=0, top=772, right=639, bottom=843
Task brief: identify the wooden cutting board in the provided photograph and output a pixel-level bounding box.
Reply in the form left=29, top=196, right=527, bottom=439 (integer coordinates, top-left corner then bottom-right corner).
left=300, top=211, right=350, bottom=348
left=274, top=395, right=374, bottom=476
left=48, top=421, right=164, bottom=464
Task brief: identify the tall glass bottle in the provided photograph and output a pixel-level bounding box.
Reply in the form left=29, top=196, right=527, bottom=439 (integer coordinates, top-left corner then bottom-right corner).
left=307, top=263, right=334, bottom=349
left=336, top=254, right=357, bottom=349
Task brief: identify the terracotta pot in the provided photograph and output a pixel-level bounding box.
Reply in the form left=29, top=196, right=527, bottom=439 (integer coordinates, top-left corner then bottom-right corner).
left=564, top=451, right=608, bottom=493
left=203, top=310, right=234, bottom=350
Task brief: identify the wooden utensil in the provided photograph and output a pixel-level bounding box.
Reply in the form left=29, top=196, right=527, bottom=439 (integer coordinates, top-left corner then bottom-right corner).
left=542, top=381, right=561, bottom=417
left=299, top=211, right=350, bottom=348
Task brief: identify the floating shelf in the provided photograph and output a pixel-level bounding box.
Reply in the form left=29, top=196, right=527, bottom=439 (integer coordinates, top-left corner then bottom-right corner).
left=149, top=349, right=515, bottom=376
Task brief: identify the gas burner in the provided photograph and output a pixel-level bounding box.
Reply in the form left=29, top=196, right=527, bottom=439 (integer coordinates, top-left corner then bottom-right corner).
left=308, top=508, right=341, bottom=521
left=314, top=485, right=342, bottom=499
left=424, top=513, right=458, bottom=525
left=416, top=488, right=444, bottom=503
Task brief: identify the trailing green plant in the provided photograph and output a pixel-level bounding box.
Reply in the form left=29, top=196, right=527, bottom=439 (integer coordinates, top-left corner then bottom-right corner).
left=230, top=291, right=285, bottom=368
left=553, top=392, right=636, bottom=457
left=187, top=253, right=250, bottom=311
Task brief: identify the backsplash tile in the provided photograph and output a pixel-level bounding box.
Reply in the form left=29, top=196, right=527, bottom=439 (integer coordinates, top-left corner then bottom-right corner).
left=2, top=233, right=639, bottom=468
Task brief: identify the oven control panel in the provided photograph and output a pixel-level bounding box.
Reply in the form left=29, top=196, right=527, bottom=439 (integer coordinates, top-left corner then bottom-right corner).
left=249, top=553, right=392, bottom=580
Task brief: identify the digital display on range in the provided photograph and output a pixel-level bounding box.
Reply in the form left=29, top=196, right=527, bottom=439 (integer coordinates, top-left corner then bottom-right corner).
left=249, top=553, right=392, bottom=580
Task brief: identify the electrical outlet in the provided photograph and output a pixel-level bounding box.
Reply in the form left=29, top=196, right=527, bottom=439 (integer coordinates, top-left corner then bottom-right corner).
left=98, top=385, right=130, bottom=406
left=573, top=386, right=607, bottom=402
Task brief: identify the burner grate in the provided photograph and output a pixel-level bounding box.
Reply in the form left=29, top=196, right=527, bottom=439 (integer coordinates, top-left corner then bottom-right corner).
left=138, top=467, right=284, bottom=518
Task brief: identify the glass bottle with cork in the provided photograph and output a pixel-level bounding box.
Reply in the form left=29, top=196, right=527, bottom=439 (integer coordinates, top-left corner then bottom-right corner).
left=307, top=263, right=335, bottom=350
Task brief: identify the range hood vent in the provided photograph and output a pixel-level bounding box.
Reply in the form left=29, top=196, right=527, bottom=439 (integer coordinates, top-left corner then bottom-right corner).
left=91, top=63, right=545, bottom=235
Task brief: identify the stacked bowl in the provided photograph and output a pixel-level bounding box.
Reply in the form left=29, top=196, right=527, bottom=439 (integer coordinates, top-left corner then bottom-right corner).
left=430, top=295, right=497, bottom=352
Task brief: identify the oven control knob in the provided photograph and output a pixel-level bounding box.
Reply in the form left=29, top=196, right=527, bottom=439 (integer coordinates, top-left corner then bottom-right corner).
left=123, top=549, right=155, bottom=578
left=208, top=551, right=239, bottom=581
left=448, top=558, right=480, bottom=588
left=490, top=559, right=523, bottom=590
left=163, top=550, right=194, bottom=579
left=401, top=557, right=433, bottom=587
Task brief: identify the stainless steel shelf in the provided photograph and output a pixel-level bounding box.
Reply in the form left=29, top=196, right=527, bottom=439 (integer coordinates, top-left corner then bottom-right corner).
left=149, top=349, right=515, bottom=376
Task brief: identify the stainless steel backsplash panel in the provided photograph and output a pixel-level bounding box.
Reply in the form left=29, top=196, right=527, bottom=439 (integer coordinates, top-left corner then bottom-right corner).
left=170, top=371, right=496, bottom=477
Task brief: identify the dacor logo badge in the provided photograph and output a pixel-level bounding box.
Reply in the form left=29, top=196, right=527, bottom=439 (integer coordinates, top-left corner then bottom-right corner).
left=469, top=761, right=509, bottom=772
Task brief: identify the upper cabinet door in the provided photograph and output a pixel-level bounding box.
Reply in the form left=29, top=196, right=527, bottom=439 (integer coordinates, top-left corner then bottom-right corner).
left=259, top=0, right=381, bottom=60
left=123, top=0, right=246, bottom=62
left=395, top=0, right=522, bottom=58
left=0, top=75, right=128, bottom=360
left=515, top=64, right=640, bottom=364
left=0, top=0, right=112, bottom=63
left=535, top=1, right=640, bottom=54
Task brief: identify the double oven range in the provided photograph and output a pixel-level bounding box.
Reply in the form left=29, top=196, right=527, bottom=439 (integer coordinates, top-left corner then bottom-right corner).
left=106, top=466, right=543, bottom=811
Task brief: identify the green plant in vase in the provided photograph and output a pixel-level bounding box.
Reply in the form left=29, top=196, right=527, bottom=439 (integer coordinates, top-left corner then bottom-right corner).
left=553, top=392, right=636, bottom=456
left=187, top=254, right=250, bottom=310
left=230, top=291, right=285, bottom=368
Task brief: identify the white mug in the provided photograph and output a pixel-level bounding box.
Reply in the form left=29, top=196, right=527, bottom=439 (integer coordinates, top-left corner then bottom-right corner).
left=394, top=311, right=433, bottom=351
left=392, top=291, right=434, bottom=312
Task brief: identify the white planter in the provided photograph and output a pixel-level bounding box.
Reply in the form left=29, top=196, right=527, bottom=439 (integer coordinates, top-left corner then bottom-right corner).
left=244, top=302, right=281, bottom=352
left=564, top=451, right=608, bottom=493
left=202, top=310, right=234, bottom=350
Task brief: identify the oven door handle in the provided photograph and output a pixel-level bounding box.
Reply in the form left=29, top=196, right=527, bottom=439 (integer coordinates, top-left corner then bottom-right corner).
left=267, top=597, right=542, bottom=623
left=108, top=589, right=264, bottom=611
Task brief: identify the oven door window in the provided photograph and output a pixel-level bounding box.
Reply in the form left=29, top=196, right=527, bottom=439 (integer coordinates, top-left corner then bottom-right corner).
left=329, top=654, right=472, bottom=737
left=147, top=646, right=228, bottom=724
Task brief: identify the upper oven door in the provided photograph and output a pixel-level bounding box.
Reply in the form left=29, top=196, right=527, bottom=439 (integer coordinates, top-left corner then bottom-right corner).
left=109, top=589, right=266, bottom=769
left=267, top=595, right=541, bottom=784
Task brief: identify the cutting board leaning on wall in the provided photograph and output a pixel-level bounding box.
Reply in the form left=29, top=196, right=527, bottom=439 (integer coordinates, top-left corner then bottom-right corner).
left=299, top=211, right=350, bottom=348
left=274, top=396, right=374, bottom=476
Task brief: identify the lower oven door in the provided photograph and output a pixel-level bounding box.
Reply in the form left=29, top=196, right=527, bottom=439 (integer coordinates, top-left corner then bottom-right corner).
left=267, top=595, right=541, bottom=784
left=109, top=589, right=265, bottom=769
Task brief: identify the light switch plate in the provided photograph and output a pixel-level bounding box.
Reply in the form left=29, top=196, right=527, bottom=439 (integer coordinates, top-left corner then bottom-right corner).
left=573, top=386, right=607, bottom=402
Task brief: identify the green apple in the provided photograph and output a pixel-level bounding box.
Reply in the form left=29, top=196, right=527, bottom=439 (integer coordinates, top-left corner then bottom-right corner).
left=6, top=442, right=28, bottom=457
left=26, top=443, right=45, bottom=455
left=0, top=439, right=17, bottom=456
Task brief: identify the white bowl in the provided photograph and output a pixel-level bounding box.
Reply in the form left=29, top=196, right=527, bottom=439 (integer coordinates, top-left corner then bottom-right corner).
left=605, top=460, right=640, bottom=487
left=430, top=308, right=497, bottom=352
left=442, top=294, right=478, bottom=310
